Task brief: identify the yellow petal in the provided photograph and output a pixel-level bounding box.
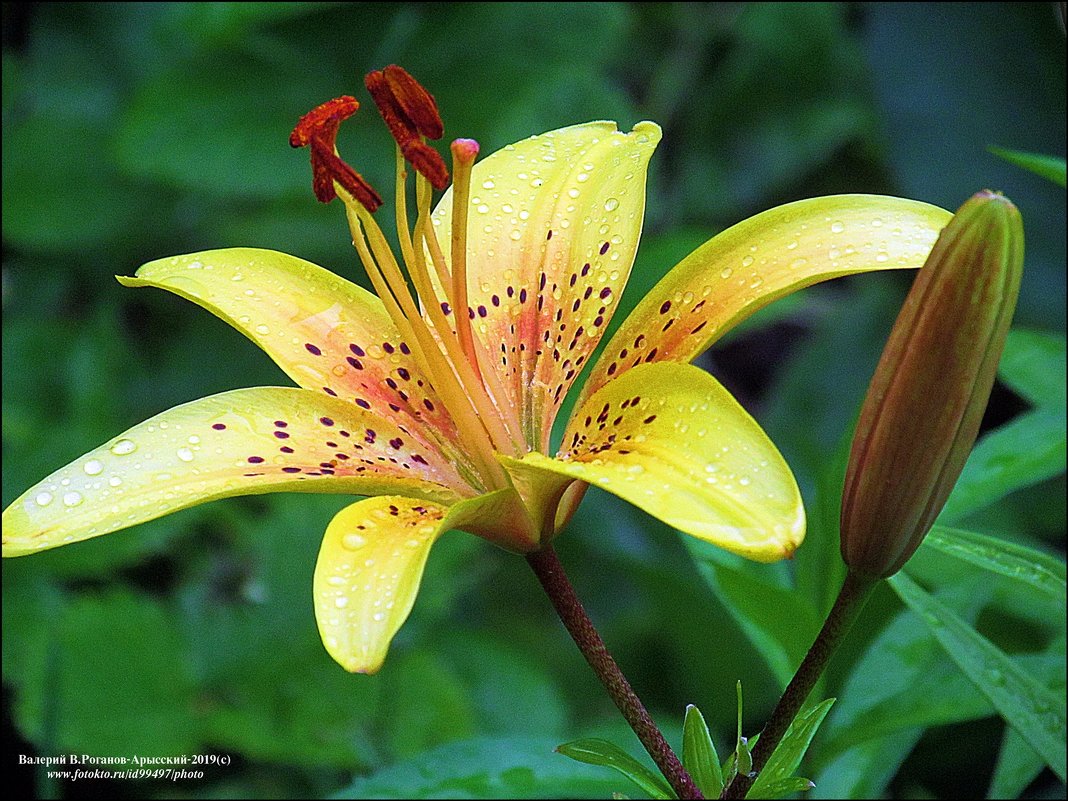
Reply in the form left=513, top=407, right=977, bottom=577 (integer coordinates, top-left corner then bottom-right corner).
left=314, top=490, right=512, bottom=672
left=120, top=248, right=467, bottom=462
left=431, top=121, right=661, bottom=451
left=505, top=362, right=804, bottom=561
left=582, top=195, right=952, bottom=401
left=2, top=388, right=468, bottom=557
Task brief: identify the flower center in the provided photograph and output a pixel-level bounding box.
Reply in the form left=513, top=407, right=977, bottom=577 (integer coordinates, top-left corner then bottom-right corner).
left=291, top=66, right=526, bottom=492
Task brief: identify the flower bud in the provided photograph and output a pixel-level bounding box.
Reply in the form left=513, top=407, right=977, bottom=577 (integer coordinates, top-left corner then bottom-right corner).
left=840, top=191, right=1024, bottom=578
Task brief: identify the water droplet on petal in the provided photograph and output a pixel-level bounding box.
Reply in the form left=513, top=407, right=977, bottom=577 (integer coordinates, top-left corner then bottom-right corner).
left=720, top=267, right=734, bottom=279
left=255, top=324, right=270, bottom=335
left=176, top=447, right=194, bottom=462
left=343, top=533, right=367, bottom=550
left=831, top=220, right=845, bottom=234
left=35, top=492, right=54, bottom=507
left=334, top=596, right=349, bottom=608
left=604, top=197, right=619, bottom=211
left=63, top=491, right=84, bottom=507
left=109, top=476, right=122, bottom=487
left=111, top=439, right=137, bottom=455
left=83, top=459, right=104, bottom=476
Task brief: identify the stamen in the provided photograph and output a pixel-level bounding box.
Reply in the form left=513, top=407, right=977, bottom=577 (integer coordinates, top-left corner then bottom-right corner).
left=449, top=139, right=480, bottom=371
left=383, top=64, right=444, bottom=140
left=365, top=66, right=449, bottom=190
left=310, top=139, right=383, bottom=209
left=290, top=95, right=382, bottom=210
left=289, top=96, right=359, bottom=147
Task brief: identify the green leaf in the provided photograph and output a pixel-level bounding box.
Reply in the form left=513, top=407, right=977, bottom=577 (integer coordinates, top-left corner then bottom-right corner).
left=890, top=572, right=1067, bottom=781
left=555, top=739, right=674, bottom=800
left=923, top=526, right=1066, bottom=606
left=683, top=705, right=724, bottom=797
left=753, top=776, right=817, bottom=798
left=988, top=725, right=1049, bottom=799
left=940, top=330, right=1067, bottom=523
left=686, top=541, right=819, bottom=686
left=750, top=699, right=835, bottom=798
left=940, top=407, right=1066, bottom=523
left=998, top=330, right=1067, bottom=408
left=988, top=146, right=1067, bottom=187
left=334, top=736, right=636, bottom=799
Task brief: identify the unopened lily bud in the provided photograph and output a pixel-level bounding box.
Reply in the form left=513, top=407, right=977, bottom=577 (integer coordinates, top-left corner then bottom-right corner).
left=840, top=191, right=1024, bottom=578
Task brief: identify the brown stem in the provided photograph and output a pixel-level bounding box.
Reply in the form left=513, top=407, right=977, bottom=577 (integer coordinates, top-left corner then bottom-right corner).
left=527, top=545, right=704, bottom=800
left=721, top=571, right=878, bottom=798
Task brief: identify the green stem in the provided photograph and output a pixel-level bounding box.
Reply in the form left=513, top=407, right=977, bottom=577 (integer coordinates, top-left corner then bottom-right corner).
left=721, top=571, right=878, bottom=799
left=527, top=545, right=704, bottom=800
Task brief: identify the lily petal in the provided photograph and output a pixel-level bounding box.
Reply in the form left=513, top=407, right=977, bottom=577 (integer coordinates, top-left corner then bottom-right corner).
left=314, top=490, right=514, bottom=672
left=119, top=249, right=467, bottom=464
left=503, top=362, right=804, bottom=562
left=431, top=121, right=661, bottom=451
left=583, top=195, right=952, bottom=401
left=2, top=388, right=468, bottom=557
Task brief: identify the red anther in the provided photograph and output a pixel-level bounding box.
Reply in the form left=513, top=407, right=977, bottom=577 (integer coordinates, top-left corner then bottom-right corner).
left=310, top=138, right=383, bottom=211
left=290, top=96, right=359, bottom=148
left=402, top=140, right=450, bottom=191
left=364, top=69, right=420, bottom=150
left=383, top=65, right=444, bottom=140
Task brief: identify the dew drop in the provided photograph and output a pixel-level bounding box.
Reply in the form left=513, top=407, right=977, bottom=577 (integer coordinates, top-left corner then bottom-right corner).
left=111, top=439, right=137, bottom=455
left=176, top=447, right=195, bottom=463
left=875, top=252, right=889, bottom=263
left=372, top=611, right=386, bottom=621
left=477, top=203, right=490, bottom=214
left=720, top=267, right=734, bottom=279
left=510, top=230, right=522, bottom=241
left=343, top=533, right=367, bottom=550
left=576, top=172, right=590, bottom=183
left=567, top=188, right=580, bottom=199
left=830, top=220, right=845, bottom=234
left=34, top=492, right=53, bottom=507
left=481, top=179, right=495, bottom=189
left=83, top=459, right=104, bottom=476
left=741, top=255, right=755, bottom=268
left=604, top=197, right=620, bottom=211
left=255, top=324, right=270, bottom=335
left=334, top=596, right=349, bottom=608
left=790, top=257, right=808, bottom=270
left=109, top=476, right=123, bottom=487
left=63, top=491, right=84, bottom=507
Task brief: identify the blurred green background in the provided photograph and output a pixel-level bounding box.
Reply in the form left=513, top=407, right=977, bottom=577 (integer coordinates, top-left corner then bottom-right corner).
left=3, top=3, right=1065, bottom=799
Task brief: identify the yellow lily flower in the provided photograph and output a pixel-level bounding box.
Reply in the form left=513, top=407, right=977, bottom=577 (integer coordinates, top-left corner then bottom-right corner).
left=1, top=67, right=951, bottom=674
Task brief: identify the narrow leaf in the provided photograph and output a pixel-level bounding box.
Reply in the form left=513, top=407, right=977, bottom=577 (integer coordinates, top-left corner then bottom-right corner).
left=988, top=726, right=1048, bottom=799
left=555, top=739, right=674, bottom=800
left=683, top=704, right=724, bottom=797
left=753, top=776, right=817, bottom=799
left=890, top=572, right=1067, bottom=781
left=988, top=146, right=1067, bottom=187
left=998, top=330, right=1066, bottom=408
left=924, top=526, right=1066, bottom=606
left=749, top=699, right=835, bottom=798
left=939, top=408, right=1066, bottom=523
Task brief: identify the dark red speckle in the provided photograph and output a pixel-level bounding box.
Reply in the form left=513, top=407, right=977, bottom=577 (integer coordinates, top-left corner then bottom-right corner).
left=212, top=423, right=227, bottom=430
left=305, top=343, right=322, bottom=356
